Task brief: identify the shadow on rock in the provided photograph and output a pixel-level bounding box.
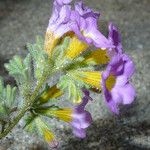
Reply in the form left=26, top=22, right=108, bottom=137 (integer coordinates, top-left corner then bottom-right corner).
left=60, top=118, right=150, bottom=150
left=0, top=55, right=16, bottom=85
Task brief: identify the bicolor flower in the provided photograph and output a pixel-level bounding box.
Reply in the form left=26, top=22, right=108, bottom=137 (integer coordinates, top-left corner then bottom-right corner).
left=71, top=89, right=92, bottom=138
left=37, top=90, right=92, bottom=138
left=101, top=54, right=136, bottom=114
left=83, top=23, right=123, bottom=65
left=44, top=0, right=72, bottom=54
left=63, top=2, right=113, bottom=60
left=70, top=2, right=112, bottom=49
left=45, top=0, right=113, bottom=58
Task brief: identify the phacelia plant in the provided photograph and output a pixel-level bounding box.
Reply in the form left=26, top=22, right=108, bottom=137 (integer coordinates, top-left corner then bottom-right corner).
left=0, top=0, right=136, bottom=148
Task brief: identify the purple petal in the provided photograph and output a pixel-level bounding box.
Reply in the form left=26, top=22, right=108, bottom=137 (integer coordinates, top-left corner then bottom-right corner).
left=71, top=110, right=92, bottom=129
left=123, top=54, right=135, bottom=78
left=106, top=99, right=119, bottom=114
left=108, top=22, right=123, bottom=53
left=47, top=1, right=72, bottom=38
left=75, top=1, right=100, bottom=19
left=56, top=0, right=72, bottom=5
left=82, top=17, right=112, bottom=48
left=118, top=83, right=136, bottom=104
left=70, top=90, right=92, bottom=138
left=72, top=128, right=86, bottom=138
left=115, top=75, right=128, bottom=86
left=102, top=53, right=136, bottom=114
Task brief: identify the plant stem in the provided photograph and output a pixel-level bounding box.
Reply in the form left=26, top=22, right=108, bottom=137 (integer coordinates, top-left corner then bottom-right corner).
left=0, top=105, right=28, bottom=139
left=0, top=68, right=53, bottom=139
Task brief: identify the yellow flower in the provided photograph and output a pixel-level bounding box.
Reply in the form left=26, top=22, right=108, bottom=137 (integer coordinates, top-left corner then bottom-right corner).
left=64, top=36, right=88, bottom=59
left=37, top=108, right=73, bottom=122
left=84, top=49, right=110, bottom=65
left=47, top=108, right=73, bottom=122
left=43, top=128, right=55, bottom=144
left=41, top=127, right=58, bottom=148
left=44, top=30, right=59, bottom=56
left=72, top=71, right=102, bottom=89
left=34, top=117, right=58, bottom=148
left=39, top=85, right=63, bottom=103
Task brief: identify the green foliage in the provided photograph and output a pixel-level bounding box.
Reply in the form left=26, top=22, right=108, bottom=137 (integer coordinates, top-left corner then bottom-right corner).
left=58, top=73, right=89, bottom=103
left=24, top=115, right=37, bottom=133
left=52, top=37, right=70, bottom=68
left=27, top=36, right=49, bottom=80
left=0, top=77, right=17, bottom=122
left=25, top=115, right=53, bottom=140
left=4, top=54, right=32, bottom=85
left=57, top=54, right=94, bottom=103
left=51, top=37, right=93, bottom=70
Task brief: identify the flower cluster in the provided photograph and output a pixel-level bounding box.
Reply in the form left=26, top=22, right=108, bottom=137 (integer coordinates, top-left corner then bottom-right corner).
left=0, top=0, right=136, bottom=147
left=0, top=0, right=136, bottom=148
left=39, top=0, right=136, bottom=147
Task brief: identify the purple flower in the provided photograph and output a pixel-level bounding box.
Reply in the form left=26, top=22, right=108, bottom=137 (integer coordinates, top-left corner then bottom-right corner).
left=75, top=1, right=100, bottom=18
left=56, top=0, right=72, bottom=5
left=45, top=0, right=113, bottom=54
left=108, top=22, right=123, bottom=57
left=101, top=54, right=136, bottom=114
left=41, top=89, right=92, bottom=138
left=71, top=89, right=92, bottom=138
left=47, top=1, right=72, bottom=38
left=45, top=0, right=73, bottom=54
left=70, top=2, right=112, bottom=48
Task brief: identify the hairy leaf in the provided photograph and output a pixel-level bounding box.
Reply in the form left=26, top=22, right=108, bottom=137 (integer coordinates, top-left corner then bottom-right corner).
left=4, top=54, right=32, bottom=85
left=0, top=80, right=17, bottom=122
left=27, top=36, right=49, bottom=80
left=57, top=74, right=86, bottom=103
left=25, top=115, right=55, bottom=144
left=52, top=37, right=70, bottom=68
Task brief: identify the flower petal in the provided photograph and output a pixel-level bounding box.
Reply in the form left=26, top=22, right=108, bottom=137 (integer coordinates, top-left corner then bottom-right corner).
left=56, top=0, right=72, bottom=5
left=123, top=54, right=135, bottom=78
left=118, top=83, right=136, bottom=104
left=72, top=127, right=86, bottom=138
left=108, top=22, right=123, bottom=53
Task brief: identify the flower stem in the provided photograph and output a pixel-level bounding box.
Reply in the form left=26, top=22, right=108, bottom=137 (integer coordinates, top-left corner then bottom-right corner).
left=0, top=105, right=28, bottom=139
left=0, top=67, right=53, bottom=139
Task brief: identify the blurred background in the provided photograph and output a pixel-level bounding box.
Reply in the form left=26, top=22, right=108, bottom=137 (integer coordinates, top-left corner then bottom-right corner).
left=0, top=0, right=150, bottom=149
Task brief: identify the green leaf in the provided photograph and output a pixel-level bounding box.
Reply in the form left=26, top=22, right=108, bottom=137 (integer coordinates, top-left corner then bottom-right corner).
left=24, top=115, right=37, bottom=133
left=27, top=36, right=49, bottom=80
left=0, top=80, right=17, bottom=119
left=25, top=115, right=55, bottom=143
left=0, top=77, right=4, bottom=95
left=52, top=37, right=70, bottom=67
left=4, top=54, right=32, bottom=85
left=57, top=75, right=84, bottom=103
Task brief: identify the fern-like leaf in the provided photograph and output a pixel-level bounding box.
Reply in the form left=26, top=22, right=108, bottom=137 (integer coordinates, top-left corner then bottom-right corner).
left=0, top=77, right=17, bottom=122
left=4, top=54, right=32, bottom=85
left=27, top=36, right=49, bottom=80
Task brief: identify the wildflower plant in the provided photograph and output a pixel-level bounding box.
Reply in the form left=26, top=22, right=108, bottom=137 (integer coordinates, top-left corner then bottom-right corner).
left=0, top=0, right=136, bottom=147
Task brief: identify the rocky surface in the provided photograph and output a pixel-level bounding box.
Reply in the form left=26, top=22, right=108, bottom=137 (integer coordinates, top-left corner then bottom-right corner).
left=0, top=0, right=150, bottom=149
